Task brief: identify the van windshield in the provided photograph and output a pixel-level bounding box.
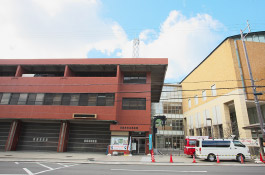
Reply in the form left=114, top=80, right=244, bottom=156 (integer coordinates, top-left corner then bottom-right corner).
left=233, top=141, right=246, bottom=147
left=189, top=140, right=196, bottom=146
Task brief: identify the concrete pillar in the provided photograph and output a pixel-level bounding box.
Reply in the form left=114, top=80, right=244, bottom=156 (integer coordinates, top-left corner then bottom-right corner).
left=234, top=98, right=252, bottom=138
left=57, top=121, right=69, bottom=152
left=221, top=103, right=232, bottom=138
left=5, top=120, right=21, bottom=151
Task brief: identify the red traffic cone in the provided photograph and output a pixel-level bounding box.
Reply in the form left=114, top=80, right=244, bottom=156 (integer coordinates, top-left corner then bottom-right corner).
left=240, top=154, right=244, bottom=164
left=216, top=154, right=220, bottom=163
left=192, top=154, right=197, bottom=163
left=260, top=153, right=265, bottom=163
left=170, top=154, right=173, bottom=163
left=151, top=149, right=155, bottom=163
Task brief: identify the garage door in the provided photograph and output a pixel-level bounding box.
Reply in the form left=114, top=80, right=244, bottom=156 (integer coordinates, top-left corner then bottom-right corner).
left=16, top=122, right=60, bottom=151
left=67, top=123, right=111, bottom=152
left=0, top=122, right=11, bottom=151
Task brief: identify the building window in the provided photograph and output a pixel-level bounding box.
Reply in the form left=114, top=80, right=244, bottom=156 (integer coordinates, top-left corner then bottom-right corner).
left=163, top=102, right=182, bottom=114
left=0, top=93, right=11, bottom=105
left=27, top=93, right=36, bottom=105
left=44, top=93, right=54, bottom=105
left=62, top=94, right=71, bottom=105
left=123, top=73, right=146, bottom=84
left=122, top=98, right=146, bottom=110
left=88, top=94, right=97, bottom=106
left=188, top=99, right=191, bottom=108
left=9, top=93, right=20, bottom=105
left=70, top=94, right=80, bottom=106
left=35, top=93, right=45, bottom=105
left=53, top=94, right=62, bottom=105
left=18, top=93, right=28, bottom=105
left=211, top=84, right=217, bottom=96
left=194, top=95, right=198, bottom=105
left=202, top=90, right=206, bottom=101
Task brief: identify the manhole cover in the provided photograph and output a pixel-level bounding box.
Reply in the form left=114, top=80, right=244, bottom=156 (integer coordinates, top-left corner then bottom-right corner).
left=5, top=155, right=12, bottom=156
left=87, top=158, right=95, bottom=161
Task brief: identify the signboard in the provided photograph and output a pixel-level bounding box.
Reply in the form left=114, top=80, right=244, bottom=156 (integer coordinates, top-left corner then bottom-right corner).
left=110, top=145, right=128, bottom=150
left=149, top=134, right=152, bottom=150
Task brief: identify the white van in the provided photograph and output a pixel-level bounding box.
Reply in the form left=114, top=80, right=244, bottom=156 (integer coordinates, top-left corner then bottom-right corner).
left=195, top=139, right=251, bottom=162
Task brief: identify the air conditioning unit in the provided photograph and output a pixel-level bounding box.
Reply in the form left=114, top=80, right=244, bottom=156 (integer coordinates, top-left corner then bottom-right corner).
left=73, top=114, right=97, bottom=119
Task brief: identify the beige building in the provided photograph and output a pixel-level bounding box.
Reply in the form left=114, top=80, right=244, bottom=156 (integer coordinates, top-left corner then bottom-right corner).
left=181, top=31, right=265, bottom=139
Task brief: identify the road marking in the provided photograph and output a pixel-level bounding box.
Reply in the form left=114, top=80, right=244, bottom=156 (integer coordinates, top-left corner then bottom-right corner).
left=111, top=169, right=207, bottom=173
left=14, top=162, right=19, bottom=165
left=36, top=163, right=54, bottom=170
left=57, top=163, right=68, bottom=167
left=23, top=168, right=34, bottom=175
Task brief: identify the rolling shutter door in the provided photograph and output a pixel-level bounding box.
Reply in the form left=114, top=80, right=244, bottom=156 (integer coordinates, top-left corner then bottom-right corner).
left=67, top=123, right=111, bottom=152
left=0, top=122, right=11, bottom=151
left=16, top=122, right=60, bottom=151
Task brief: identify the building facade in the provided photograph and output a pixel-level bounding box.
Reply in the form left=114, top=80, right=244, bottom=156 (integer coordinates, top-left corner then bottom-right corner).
left=0, top=58, right=167, bottom=154
left=181, top=31, right=265, bottom=140
left=151, top=84, right=184, bottom=153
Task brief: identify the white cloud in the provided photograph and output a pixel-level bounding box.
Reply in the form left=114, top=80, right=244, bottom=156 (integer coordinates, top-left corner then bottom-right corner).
left=0, top=1, right=224, bottom=81
left=0, top=0, right=126, bottom=59
left=119, top=11, right=224, bottom=81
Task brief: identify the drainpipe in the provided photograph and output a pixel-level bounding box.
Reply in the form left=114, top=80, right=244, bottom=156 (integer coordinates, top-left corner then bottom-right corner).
left=234, top=40, right=247, bottom=99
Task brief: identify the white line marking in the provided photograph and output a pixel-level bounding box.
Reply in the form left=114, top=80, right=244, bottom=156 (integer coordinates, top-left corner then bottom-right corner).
left=23, top=168, right=34, bottom=175
left=111, top=169, right=207, bottom=173
left=36, top=163, right=53, bottom=170
left=34, top=164, right=78, bottom=175
left=57, top=163, right=68, bottom=167
left=14, top=162, right=19, bottom=165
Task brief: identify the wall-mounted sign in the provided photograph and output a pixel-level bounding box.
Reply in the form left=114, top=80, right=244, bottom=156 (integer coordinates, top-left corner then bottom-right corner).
left=120, top=126, right=139, bottom=130
left=110, top=145, right=128, bottom=150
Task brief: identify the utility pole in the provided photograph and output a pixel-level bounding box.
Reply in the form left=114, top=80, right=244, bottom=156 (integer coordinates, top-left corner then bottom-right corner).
left=240, top=21, right=265, bottom=157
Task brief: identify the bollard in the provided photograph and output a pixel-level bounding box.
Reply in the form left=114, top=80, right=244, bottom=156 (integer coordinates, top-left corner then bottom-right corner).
left=170, top=154, right=173, bottom=163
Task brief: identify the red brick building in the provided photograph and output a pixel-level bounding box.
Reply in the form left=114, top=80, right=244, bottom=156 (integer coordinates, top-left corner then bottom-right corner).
left=0, top=58, right=167, bottom=154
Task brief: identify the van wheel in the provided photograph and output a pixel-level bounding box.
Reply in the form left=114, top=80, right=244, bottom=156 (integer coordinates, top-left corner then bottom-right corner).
left=207, top=154, right=215, bottom=162
left=236, top=154, right=245, bottom=162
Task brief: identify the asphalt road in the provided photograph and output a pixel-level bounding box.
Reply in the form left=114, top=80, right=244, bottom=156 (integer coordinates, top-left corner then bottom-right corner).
left=0, top=162, right=264, bottom=175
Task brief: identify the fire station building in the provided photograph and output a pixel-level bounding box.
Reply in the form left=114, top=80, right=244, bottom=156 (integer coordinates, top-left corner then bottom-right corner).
left=0, top=58, right=168, bottom=154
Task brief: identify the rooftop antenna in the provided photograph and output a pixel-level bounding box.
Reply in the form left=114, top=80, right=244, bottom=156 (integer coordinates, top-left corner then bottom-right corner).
left=132, top=38, right=139, bottom=58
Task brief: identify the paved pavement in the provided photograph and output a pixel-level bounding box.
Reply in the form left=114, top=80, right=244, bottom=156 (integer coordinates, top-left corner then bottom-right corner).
left=0, top=151, right=264, bottom=166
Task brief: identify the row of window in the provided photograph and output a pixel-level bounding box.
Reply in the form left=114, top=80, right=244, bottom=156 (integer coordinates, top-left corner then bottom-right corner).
left=188, top=84, right=217, bottom=108
left=0, top=93, right=115, bottom=106
left=0, top=92, right=148, bottom=110
left=163, top=103, right=182, bottom=114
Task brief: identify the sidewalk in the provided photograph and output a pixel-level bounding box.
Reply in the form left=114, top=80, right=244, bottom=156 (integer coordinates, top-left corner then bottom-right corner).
left=0, top=151, right=264, bottom=166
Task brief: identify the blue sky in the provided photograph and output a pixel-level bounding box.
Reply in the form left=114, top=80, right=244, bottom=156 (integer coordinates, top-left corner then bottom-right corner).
left=0, top=0, right=264, bottom=82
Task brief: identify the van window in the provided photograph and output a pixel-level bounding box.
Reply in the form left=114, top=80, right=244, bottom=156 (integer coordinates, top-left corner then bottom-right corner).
left=189, top=140, right=196, bottom=146
left=196, top=140, right=200, bottom=147
left=185, top=139, right=187, bottom=146
left=233, top=141, right=246, bottom=147
left=202, top=141, right=230, bottom=147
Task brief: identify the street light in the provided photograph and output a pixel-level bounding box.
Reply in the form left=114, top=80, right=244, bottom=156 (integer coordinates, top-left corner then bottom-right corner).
left=206, top=118, right=213, bottom=138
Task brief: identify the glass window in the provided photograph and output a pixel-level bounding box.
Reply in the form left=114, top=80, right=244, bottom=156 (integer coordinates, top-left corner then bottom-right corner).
left=0, top=93, right=3, bottom=102
left=18, top=93, right=28, bottom=105
left=194, top=95, right=198, bottom=105
left=211, top=84, right=217, bottom=96
left=202, top=90, right=206, bottom=101
left=53, top=93, right=62, bottom=105
left=70, top=94, right=80, bottom=106
left=122, top=98, right=146, bottom=110
left=97, top=93, right=106, bottom=106
left=27, top=93, right=36, bottom=105
left=43, top=93, right=54, bottom=105
left=106, top=94, right=115, bottom=106
left=35, top=93, right=44, bottom=105
left=188, top=99, right=191, bottom=108
left=88, top=94, right=97, bottom=106
left=79, top=93, right=88, bottom=106
left=9, top=93, right=20, bottom=105
left=233, top=141, right=246, bottom=147
left=189, top=140, right=196, bottom=146
left=0, top=93, right=11, bottom=105
left=123, top=72, right=146, bottom=84
left=62, top=94, right=71, bottom=105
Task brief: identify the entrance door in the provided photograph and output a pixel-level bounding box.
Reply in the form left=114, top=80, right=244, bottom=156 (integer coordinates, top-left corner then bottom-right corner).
left=165, top=137, right=172, bottom=148
left=132, top=137, right=145, bottom=154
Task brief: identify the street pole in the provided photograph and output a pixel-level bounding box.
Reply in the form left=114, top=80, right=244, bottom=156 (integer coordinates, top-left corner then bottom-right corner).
left=240, top=24, right=265, bottom=157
